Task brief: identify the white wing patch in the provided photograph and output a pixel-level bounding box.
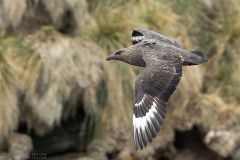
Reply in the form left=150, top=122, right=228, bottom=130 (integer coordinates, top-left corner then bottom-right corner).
left=133, top=102, right=157, bottom=128
left=132, top=36, right=145, bottom=43
left=135, top=94, right=146, bottom=107
left=133, top=102, right=159, bottom=149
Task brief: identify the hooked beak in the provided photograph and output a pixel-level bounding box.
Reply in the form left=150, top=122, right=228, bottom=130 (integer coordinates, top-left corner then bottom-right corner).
left=106, top=54, right=115, bottom=61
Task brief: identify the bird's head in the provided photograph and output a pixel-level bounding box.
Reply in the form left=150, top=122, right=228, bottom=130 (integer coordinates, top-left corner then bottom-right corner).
left=106, top=49, right=126, bottom=61
left=106, top=42, right=152, bottom=67
left=106, top=48, right=144, bottom=66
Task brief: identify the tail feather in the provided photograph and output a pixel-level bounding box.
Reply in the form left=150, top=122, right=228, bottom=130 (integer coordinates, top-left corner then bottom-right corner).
left=182, top=50, right=208, bottom=66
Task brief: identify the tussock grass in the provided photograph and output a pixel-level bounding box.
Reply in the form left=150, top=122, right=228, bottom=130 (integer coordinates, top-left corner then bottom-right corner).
left=160, top=0, right=240, bottom=103
left=0, top=0, right=92, bottom=34
left=0, top=27, right=107, bottom=148
left=21, top=28, right=106, bottom=136
left=87, top=0, right=181, bottom=53
left=0, top=33, right=36, bottom=148
left=88, top=9, right=130, bottom=52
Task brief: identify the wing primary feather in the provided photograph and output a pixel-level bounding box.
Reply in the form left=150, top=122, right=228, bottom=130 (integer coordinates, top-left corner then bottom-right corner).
left=138, top=128, right=144, bottom=150
left=153, top=111, right=163, bottom=126
left=155, top=106, right=166, bottom=120
left=140, top=127, right=148, bottom=148
left=138, top=106, right=143, bottom=117
left=145, top=122, right=153, bottom=142
left=134, top=128, right=140, bottom=150
left=154, top=98, right=167, bottom=114
left=139, top=104, right=145, bottom=117
left=150, top=116, right=161, bottom=132
left=147, top=121, right=156, bottom=138
left=141, top=104, right=148, bottom=116
left=135, top=107, right=140, bottom=118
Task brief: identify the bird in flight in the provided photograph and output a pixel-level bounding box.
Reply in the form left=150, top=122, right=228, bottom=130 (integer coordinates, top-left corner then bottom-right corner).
left=106, top=28, right=208, bottom=151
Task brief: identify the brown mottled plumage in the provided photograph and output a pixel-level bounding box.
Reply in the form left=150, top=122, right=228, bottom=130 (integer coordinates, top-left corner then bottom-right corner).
left=106, top=28, right=208, bottom=151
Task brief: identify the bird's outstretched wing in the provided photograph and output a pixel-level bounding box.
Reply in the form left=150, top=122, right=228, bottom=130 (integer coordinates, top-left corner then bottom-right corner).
left=133, top=55, right=182, bottom=150
left=131, top=28, right=181, bottom=48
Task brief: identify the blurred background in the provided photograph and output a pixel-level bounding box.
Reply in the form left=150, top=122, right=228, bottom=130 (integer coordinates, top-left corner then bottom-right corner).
left=0, top=0, right=240, bottom=159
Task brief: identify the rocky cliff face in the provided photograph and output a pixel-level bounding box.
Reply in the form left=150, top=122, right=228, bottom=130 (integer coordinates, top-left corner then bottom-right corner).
left=0, top=27, right=108, bottom=156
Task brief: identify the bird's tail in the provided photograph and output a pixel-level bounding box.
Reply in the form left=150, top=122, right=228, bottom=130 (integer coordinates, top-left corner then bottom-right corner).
left=182, top=50, right=208, bottom=66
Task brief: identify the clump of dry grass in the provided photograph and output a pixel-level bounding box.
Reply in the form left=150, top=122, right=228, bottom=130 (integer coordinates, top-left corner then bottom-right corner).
left=0, top=27, right=108, bottom=149
left=157, top=1, right=240, bottom=153
left=20, top=27, right=106, bottom=135
left=202, top=0, right=240, bottom=102
left=88, top=9, right=130, bottom=52
left=0, top=0, right=92, bottom=34
left=161, top=0, right=240, bottom=103
left=87, top=0, right=183, bottom=53
left=0, top=0, right=26, bottom=30
left=0, top=32, right=34, bottom=148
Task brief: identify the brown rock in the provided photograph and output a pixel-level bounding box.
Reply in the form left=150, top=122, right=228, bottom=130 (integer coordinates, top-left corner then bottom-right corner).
left=8, top=133, right=32, bottom=160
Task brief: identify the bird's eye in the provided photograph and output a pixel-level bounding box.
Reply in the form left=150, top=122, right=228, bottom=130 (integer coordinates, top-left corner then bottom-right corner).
left=115, top=50, right=123, bottom=55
